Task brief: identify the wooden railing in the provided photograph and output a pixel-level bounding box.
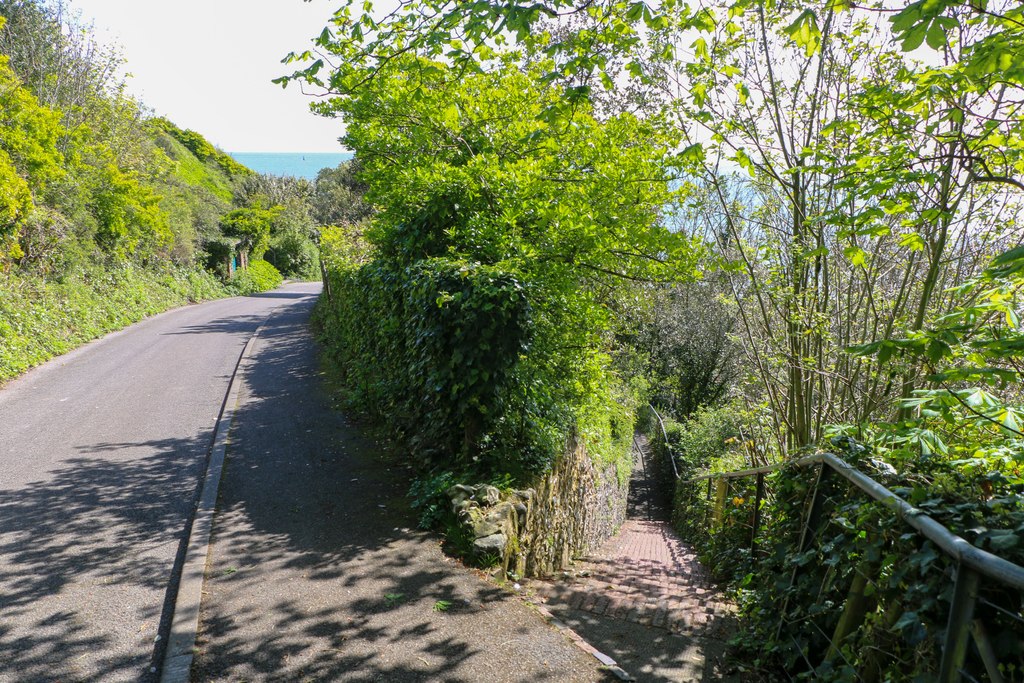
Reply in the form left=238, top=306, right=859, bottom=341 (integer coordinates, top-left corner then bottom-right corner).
left=645, top=404, right=1024, bottom=683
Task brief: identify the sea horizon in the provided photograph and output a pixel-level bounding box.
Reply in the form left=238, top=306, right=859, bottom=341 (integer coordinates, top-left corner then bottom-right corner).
left=229, top=151, right=354, bottom=180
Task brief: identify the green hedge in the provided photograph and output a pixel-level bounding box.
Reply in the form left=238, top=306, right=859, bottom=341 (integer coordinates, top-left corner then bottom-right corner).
left=315, top=254, right=635, bottom=483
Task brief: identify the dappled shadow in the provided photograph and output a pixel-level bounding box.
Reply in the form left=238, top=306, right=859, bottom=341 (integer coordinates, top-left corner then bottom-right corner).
left=548, top=606, right=742, bottom=683
left=0, top=282, right=325, bottom=683
left=525, top=439, right=742, bottom=681
left=244, top=290, right=320, bottom=300
left=628, top=437, right=671, bottom=522
left=0, top=434, right=211, bottom=682
left=160, top=314, right=268, bottom=337
left=191, top=299, right=610, bottom=682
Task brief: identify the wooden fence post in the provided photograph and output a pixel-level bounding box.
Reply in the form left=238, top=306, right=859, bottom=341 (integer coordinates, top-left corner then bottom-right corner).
left=939, top=565, right=979, bottom=683
left=750, top=472, right=765, bottom=555
left=712, top=478, right=728, bottom=527
left=775, top=464, right=833, bottom=642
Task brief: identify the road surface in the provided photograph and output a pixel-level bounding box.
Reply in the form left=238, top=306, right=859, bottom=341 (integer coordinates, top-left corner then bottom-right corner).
left=0, top=283, right=321, bottom=683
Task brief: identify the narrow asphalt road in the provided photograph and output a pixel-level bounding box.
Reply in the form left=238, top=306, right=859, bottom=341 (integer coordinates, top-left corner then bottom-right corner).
left=0, top=283, right=321, bottom=683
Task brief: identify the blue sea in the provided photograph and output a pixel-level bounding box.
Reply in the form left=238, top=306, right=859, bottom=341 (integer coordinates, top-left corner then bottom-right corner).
left=229, top=152, right=354, bottom=180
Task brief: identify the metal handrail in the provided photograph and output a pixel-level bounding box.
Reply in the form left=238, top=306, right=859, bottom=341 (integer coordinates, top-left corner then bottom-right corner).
left=686, top=463, right=781, bottom=482
left=678, top=451, right=1024, bottom=591
left=805, top=452, right=1024, bottom=591
left=646, top=413, right=1024, bottom=680
left=647, top=403, right=680, bottom=480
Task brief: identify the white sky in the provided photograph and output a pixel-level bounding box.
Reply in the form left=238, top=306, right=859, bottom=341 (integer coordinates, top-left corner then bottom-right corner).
left=70, top=0, right=346, bottom=152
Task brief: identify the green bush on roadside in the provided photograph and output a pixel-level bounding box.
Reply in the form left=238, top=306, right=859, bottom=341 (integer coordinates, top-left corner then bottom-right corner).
left=228, top=259, right=283, bottom=295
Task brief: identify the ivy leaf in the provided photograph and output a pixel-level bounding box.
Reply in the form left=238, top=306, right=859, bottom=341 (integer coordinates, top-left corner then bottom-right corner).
left=986, top=530, right=1020, bottom=551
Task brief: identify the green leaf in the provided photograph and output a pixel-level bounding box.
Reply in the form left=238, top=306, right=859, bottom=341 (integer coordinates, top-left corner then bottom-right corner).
left=901, top=22, right=929, bottom=51
left=678, top=142, right=705, bottom=165
left=843, top=245, right=867, bottom=267
left=692, top=37, right=709, bottom=60
left=987, top=531, right=1019, bottom=551
left=894, top=611, right=919, bottom=630
left=898, top=233, right=926, bottom=251
left=878, top=344, right=894, bottom=365
left=734, top=148, right=755, bottom=176
left=925, top=19, right=947, bottom=50
left=846, top=341, right=883, bottom=357
left=926, top=339, right=950, bottom=364
left=783, top=10, right=822, bottom=57
left=626, top=2, right=645, bottom=22
left=890, top=1, right=924, bottom=34
left=986, top=245, right=1024, bottom=278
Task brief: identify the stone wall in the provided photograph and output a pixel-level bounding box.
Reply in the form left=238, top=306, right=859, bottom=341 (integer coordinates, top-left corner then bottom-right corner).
left=523, top=437, right=628, bottom=576
left=449, top=436, right=629, bottom=578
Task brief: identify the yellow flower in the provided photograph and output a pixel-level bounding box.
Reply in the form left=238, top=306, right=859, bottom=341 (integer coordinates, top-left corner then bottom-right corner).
left=732, top=496, right=745, bottom=506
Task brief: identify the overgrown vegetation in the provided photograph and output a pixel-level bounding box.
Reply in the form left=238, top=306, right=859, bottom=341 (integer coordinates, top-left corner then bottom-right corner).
left=0, top=0, right=337, bottom=383
left=288, top=0, right=1024, bottom=677
left=310, top=60, right=695, bottom=489
left=0, top=264, right=226, bottom=379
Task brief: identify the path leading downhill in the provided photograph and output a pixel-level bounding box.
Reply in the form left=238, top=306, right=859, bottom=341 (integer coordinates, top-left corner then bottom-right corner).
left=0, top=283, right=321, bottom=683
left=530, top=437, right=738, bottom=682
left=189, top=289, right=609, bottom=682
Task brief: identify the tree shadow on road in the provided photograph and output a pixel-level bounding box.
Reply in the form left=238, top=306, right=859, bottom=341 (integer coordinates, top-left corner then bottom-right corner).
left=245, top=290, right=319, bottom=300
left=159, top=314, right=268, bottom=337
left=547, top=606, right=743, bottom=683
left=190, top=300, right=613, bottom=683
left=0, top=433, right=214, bottom=682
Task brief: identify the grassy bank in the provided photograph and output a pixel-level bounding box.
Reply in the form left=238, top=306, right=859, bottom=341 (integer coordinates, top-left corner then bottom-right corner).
left=0, top=264, right=230, bottom=383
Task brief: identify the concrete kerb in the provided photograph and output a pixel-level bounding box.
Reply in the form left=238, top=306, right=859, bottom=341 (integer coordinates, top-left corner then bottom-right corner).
left=530, top=600, right=635, bottom=681
left=159, top=311, right=279, bottom=683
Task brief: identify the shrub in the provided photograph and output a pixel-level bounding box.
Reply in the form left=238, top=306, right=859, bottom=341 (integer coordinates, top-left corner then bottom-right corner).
left=312, top=60, right=694, bottom=490
left=228, top=259, right=282, bottom=294
left=266, top=231, right=319, bottom=279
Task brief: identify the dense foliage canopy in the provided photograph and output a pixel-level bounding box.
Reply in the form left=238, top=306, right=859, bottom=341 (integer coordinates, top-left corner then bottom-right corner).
left=314, top=57, right=699, bottom=481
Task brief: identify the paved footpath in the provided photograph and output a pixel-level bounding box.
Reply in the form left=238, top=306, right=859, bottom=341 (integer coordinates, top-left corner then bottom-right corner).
left=529, top=438, right=738, bottom=682
left=189, top=291, right=609, bottom=682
